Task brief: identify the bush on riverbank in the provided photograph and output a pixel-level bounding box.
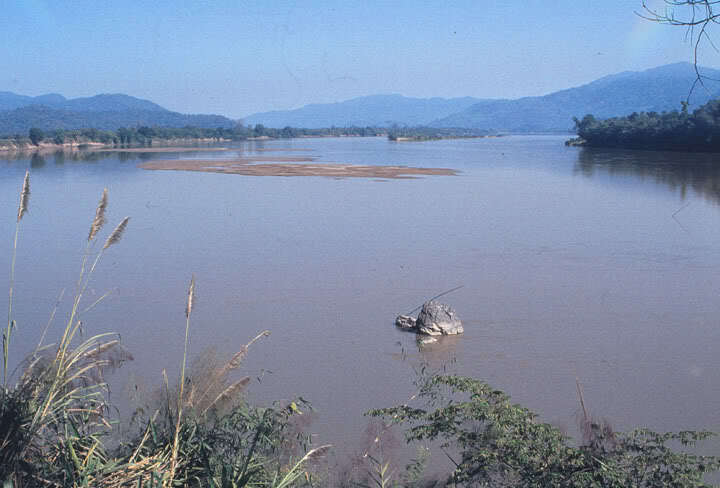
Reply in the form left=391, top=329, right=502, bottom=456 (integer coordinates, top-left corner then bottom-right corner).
left=573, top=99, right=720, bottom=152
left=371, top=373, right=720, bottom=487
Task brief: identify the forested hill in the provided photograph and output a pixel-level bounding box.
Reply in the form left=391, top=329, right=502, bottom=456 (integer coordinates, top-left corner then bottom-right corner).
left=432, top=63, right=720, bottom=132
left=0, top=93, right=235, bottom=134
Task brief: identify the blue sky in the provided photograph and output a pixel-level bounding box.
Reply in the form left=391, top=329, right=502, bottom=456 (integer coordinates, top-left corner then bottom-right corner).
left=0, top=0, right=712, bottom=118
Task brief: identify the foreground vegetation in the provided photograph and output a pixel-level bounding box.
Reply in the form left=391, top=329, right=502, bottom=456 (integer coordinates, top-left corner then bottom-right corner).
left=2, top=173, right=719, bottom=487
left=572, top=99, right=720, bottom=152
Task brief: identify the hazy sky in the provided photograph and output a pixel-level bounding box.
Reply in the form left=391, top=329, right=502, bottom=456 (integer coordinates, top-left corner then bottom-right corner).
left=1, top=0, right=714, bottom=118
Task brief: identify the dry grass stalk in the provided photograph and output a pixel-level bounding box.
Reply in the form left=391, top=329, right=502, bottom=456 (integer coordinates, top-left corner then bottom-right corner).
left=223, top=330, right=270, bottom=373
left=170, top=275, right=195, bottom=485
left=88, top=188, right=108, bottom=241
left=576, top=378, right=616, bottom=450
left=16, top=170, right=30, bottom=223
left=82, top=339, right=119, bottom=359
left=234, top=330, right=269, bottom=366
left=203, top=376, right=251, bottom=414
left=196, top=330, right=270, bottom=408
left=5, top=171, right=30, bottom=385
left=273, top=444, right=333, bottom=488
left=103, top=216, right=130, bottom=250
left=301, top=444, right=332, bottom=463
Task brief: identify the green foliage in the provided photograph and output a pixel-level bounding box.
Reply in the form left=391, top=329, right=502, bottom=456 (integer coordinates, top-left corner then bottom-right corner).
left=370, top=374, right=720, bottom=487
left=28, top=127, right=44, bottom=146
left=574, top=98, right=720, bottom=151
left=124, top=398, right=312, bottom=487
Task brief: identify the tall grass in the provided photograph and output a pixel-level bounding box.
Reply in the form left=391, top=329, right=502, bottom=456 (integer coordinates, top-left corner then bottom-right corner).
left=0, top=173, right=327, bottom=487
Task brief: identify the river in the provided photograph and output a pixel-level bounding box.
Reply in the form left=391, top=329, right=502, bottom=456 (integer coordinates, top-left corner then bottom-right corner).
left=1, top=135, right=719, bottom=463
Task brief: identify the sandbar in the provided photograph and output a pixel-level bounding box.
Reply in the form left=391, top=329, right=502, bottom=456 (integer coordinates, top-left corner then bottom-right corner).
left=96, top=147, right=230, bottom=153
left=139, top=157, right=457, bottom=179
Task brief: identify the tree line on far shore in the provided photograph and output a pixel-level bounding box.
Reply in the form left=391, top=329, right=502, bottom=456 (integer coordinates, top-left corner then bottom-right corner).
left=4, top=124, right=387, bottom=148
left=573, top=98, right=720, bottom=151
left=3, top=125, right=495, bottom=149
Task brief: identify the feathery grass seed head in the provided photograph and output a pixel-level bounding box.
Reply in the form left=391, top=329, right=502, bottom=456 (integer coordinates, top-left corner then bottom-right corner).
left=301, top=445, right=333, bottom=463
left=185, top=275, right=195, bottom=318
left=17, top=171, right=30, bottom=222
left=206, top=377, right=251, bottom=412
left=103, top=216, right=130, bottom=250
left=88, top=188, right=108, bottom=241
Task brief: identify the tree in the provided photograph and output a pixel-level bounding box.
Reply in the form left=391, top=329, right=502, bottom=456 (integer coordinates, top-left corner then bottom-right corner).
left=117, top=127, right=131, bottom=145
left=28, top=128, right=44, bottom=146
left=52, top=130, right=65, bottom=145
left=640, top=1, right=720, bottom=97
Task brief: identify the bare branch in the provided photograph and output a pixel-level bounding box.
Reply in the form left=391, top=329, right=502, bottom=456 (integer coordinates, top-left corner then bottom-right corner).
left=638, top=1, right=720, bottom=99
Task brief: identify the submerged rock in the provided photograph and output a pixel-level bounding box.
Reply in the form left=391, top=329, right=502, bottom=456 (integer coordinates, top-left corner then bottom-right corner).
left=395, top=315, right=417, bottom=330
left=417, top=336, right=438, bottom=345
left=416, top=301, right=463, bottom=336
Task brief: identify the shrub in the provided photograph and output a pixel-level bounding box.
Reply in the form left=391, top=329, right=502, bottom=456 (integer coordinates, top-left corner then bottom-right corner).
left=370, top=374, right=720, bottom=487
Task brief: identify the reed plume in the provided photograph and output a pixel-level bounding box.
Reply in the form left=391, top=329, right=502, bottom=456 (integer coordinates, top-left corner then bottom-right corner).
left=82, top=339, right=119, bottom=359
left=196, top=330, right=270, bottom=408
left=185, top=275, right=195, bottom=319
left=203, top=376, right=251, bottom=414
left=88, top=188, right=108, bottom=241
left=103, top=217, right=129, bottom=250
left=273, top=444, right=333, bottom=488
left=225, top=330, right=269, bottom=371
left=5, top=171, right=30, bottom=385
left=301, top=444, right=332, bottom=463
left=16, top=170, right=30, bottom=223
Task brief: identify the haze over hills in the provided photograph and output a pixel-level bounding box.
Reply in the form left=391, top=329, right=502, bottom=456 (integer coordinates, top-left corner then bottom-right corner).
left=432, top=63, right=720, bottom=132
left=3, top=63, right=719, bottom=136
left=0, top=93, right=234, bottom=134
left=242, top=95, right=484, bottom=128
left=244, top=63, right=720, bottom=133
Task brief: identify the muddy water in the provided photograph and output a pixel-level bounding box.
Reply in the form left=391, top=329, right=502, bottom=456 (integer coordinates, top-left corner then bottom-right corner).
left=1, top=135, right=720, bottom=462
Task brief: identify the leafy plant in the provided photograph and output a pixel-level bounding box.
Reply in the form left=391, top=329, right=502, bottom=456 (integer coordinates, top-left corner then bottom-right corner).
left=369, top=374, right=720, bottom=487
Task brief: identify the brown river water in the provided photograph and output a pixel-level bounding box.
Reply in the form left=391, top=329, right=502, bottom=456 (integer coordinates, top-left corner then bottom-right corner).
left=2, top=135, right=720, bottom=464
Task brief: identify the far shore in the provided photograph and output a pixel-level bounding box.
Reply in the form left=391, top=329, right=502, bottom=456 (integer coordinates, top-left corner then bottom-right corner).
left=0, top=137, right=230, bottom=155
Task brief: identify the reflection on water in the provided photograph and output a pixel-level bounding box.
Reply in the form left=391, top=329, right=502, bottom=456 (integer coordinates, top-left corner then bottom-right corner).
left=575, top=147, right=720, bottom=205
left=30, top=153, right=45, bottom=168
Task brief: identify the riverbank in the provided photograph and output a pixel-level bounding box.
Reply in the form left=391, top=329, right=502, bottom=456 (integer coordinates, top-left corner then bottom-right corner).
left=0, top=140, right=107, bottom=154
left=0, top=137, right=231, bottom=155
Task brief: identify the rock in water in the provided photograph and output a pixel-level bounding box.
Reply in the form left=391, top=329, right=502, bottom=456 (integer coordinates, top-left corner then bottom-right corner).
left=417, top=336, right=438, bottom=345
left=395, top=315, right=417, bottom=330
left=416, top=301, right=463, bottom=335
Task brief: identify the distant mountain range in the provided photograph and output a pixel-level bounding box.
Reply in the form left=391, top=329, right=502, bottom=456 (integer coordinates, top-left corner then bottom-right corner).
left=0, top=93, right=234, bottom=134
left=244, top=63, right=720, bottom=132
left=2, top=63, right=719, bottom=135
left=242, top=95, right=484, bottom=128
